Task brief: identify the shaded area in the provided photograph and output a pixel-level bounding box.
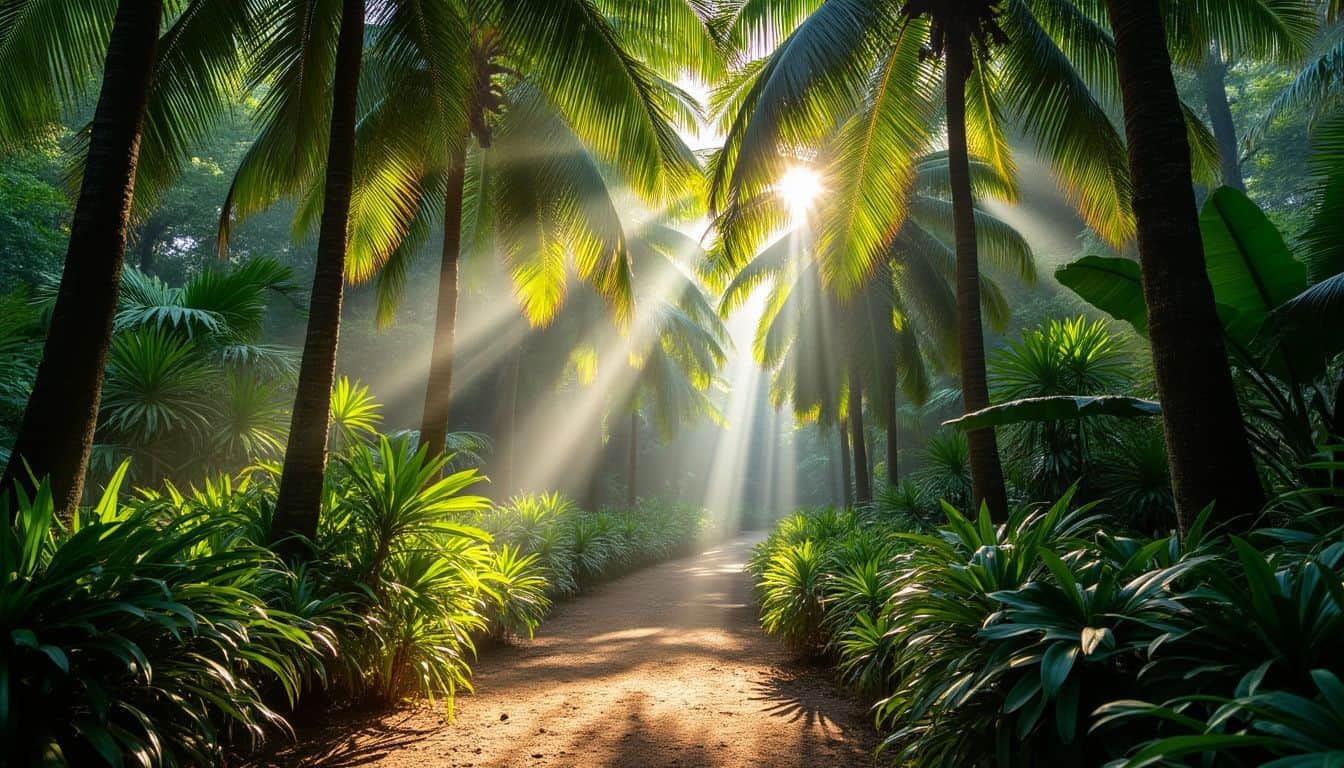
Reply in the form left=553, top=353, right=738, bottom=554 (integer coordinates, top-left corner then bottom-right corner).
left=258, top=535, right=876, bottom=767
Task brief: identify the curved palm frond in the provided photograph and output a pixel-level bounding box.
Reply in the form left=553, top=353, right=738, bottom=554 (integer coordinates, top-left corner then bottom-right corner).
left=815, top=18, right=938, bottom=296
left=0, top=0, right=117, bottom=145
left=482, top=0, right=700, bottom=201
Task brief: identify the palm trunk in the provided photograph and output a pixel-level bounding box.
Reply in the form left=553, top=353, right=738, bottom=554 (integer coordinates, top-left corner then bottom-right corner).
left=886, top=370, right=899, bottom=487
left=271, top=0, right=365, bottom=546
left=1105, top=0, right=1265, bottom=530
left=418, top=147, right=468, bottom=457
left=1197, top=49, right=1245, bottom=191
left=585, top=430, right=604, bottom=511
left=838, top=422, right=853, bottom=510
left=1, top=0, right=163, bottom=516
left=501, top=343, right=522, bottom=498
left=822, top=423, right=841, bottom=507
left=626, top=412, right=637, bottom=508
left=945, top=26, right=1008, bottom=520
left=848, top=359, right=872, bottom=506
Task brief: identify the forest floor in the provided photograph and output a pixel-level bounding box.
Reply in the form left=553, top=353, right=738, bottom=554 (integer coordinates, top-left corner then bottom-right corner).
left=261, top=534, right=877, bottom=767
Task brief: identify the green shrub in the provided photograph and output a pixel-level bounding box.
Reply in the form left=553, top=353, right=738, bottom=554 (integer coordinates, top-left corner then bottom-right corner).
left=752, top=486, right=1344, bottom=766
left=0, top=469, right=326, bottom=766
left=758, top=540, right=828, bottom=652
left=315, top=436, right=493, bottom=705
left=482, top=545, right=552, bottom=641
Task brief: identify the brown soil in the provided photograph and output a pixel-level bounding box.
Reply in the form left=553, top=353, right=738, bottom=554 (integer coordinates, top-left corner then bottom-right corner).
left=262, top=534, right=878, bottom=767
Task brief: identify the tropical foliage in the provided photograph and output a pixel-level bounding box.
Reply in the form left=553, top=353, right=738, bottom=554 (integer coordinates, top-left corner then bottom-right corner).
left=751, top=483, right=1344, bottom=766
left=3, top=0, right=1344, bottom=765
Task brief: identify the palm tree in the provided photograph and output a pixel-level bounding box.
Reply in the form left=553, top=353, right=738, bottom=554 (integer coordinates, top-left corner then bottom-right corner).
left=1103, top=0, right=1266, bottom=528
left=1175, top=2, right=1317, bottom=190
left=356, top=88, right=697, bottom=456
left=712, top=149, right=1031, bottom=510
left=312, top=1, right=715, bottom=462
left=709, top=0, right=1149, bottom=518
left=1255, top=6, right=1344, bottom=135
left=0, top=1, right=263, bottom=514
left=0, top=1, right=163, bottom=513
left=267, top=0, right=365, bottom=546
left=621, top=226, right=728, bottom=506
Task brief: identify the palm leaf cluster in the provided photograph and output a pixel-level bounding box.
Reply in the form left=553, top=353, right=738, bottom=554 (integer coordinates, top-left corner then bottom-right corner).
left=24, top=259, right=301, bottom=483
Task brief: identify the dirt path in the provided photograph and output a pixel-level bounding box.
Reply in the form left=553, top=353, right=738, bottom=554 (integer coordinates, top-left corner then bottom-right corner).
left=273, top=534, right=878, bottom=767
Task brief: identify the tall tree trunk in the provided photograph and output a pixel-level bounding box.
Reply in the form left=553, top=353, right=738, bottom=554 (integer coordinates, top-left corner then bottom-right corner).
left=886, top=371, right=899, bottom=487
left=1, top=0, right=163, bottom=516
left=271, top=0, right=365, bottom=546
left=848, top=359, right=872, bottom=505
left=838, top=422, right=853, bottom=511
left=501, top=342, right=522, bottom=499
left=418, top=147, right=468, bottom=457
left=823, top=423, right=841, bottom=506
left=945, top=27, right=1008, bottom=520
left=136, top=217, right=165, bottom=275
left=1197, top=49, right=1245, bottom=191
left=626, top=412, right=637, bottom=508
left=1105, top=0, right=1265, bottom=529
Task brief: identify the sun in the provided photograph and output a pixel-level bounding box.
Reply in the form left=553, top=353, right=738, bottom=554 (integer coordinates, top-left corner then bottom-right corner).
left=775, top=165, right=823, bottom=222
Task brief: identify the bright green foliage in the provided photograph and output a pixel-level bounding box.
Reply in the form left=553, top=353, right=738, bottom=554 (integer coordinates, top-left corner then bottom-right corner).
left=314, top=436, right=493, bottom=705
left=5, top=260, right=302, bottom=485
left=749, top=506, right=911, bottom=668
left=481, top=545, right=552, bottom=641
left=479, top=492, right=708, bottom=601
left=752, top=483, right=1344, bottom=766
left=980, top=316, right=1141, bottom=498
left=327, top=376, right=383, bottom=451
left=482, top=492, right=582, bottom=597
left=0, top=469, right=328, bottom=766
left=757, top=539, right=827, bottom=651
left=911, top=430, right=973, bottom=511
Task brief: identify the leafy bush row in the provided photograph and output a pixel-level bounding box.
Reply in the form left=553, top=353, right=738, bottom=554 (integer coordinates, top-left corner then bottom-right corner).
left=750, top=483, right=1344, bottom=766
left=478, top=492, right=708, bottom=610
left=2, top=436, right=706, bottom=766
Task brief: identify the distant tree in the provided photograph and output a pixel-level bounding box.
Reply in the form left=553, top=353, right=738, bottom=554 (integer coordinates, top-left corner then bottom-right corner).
left=712, top=153, right=1031, bottom=508
left=0, top=141, right=69, bottom=287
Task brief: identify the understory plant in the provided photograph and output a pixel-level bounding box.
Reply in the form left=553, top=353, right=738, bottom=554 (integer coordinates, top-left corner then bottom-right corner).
left=480, top=492, right=708, bottom=604
left=752, top=484, right=1344, bottom=766
left=0, top=468, right=328, bottom=766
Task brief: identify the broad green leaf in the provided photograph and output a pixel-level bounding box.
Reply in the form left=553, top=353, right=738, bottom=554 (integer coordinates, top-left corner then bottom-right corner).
left=1040, top=642, right=1077, bottom=698
left=1199, top=186, right=1306, bottom=346
left=1264, top=273, right=1344, bottom=381
left=1054, top=256, right=1147, bottom=334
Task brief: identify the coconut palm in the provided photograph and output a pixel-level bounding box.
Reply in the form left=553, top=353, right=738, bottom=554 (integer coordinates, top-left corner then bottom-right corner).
left=707, top=0, right=1173, bottom=518
left=220, top=3, right=712, bottom=541
left=0, top=0, right=252, bottom=514
left=714, top=150, right=1032, bottom=507
left=1250, top=3, right=1343, bottom=138
left=620, top=222, right=728, bottom=506
left=321, top=2, right=715, bottom=461
left=1102, top=0, right=1267, bottom=528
